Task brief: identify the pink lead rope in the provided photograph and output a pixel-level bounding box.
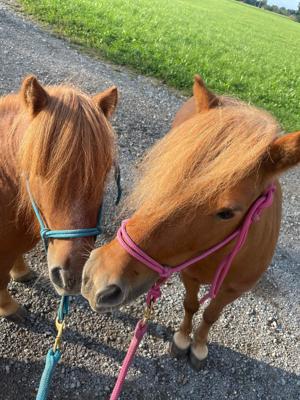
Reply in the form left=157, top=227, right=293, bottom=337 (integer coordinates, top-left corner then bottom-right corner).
left=110, top=184, right=276, bottom=399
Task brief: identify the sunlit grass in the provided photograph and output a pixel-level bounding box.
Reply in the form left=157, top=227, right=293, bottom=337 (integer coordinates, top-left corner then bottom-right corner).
left=19, top=0, right=300, bottom=131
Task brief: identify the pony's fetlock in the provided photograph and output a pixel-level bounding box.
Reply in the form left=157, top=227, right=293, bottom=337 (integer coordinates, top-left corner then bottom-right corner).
left=173, top=330, right=191, bottom=350
left=0, top=289, right=20, bottom=317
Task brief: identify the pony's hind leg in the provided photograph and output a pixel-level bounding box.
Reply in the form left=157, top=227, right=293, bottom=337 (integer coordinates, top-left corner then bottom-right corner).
left=170, top=273, right=200, bottom=358
left=189, top=287, right=242, bottom=370
left=10, top=255, right=35, bottom=282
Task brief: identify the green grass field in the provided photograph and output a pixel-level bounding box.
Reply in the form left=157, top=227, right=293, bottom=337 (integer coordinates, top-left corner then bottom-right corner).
left=19, top=0, right=300, bottom=131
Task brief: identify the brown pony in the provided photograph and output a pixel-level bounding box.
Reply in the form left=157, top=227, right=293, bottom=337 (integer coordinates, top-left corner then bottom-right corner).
left=0, top=76, right=117, bottom=321
left=82, top=75, right=300, bottom=369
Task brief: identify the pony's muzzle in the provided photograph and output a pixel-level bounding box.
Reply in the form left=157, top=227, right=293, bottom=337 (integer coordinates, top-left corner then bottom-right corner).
left=95, top=284, right=124, bottom=309
left=50, top=266, right=79, bottom=294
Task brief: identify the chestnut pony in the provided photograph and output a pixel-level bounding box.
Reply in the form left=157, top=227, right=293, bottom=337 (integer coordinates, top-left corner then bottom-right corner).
left=0, top=76, right=117, bottom=321
left=82, top=76, right=300, bottom=369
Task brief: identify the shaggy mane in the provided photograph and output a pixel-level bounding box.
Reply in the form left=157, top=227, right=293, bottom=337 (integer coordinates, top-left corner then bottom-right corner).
left=18, top=85, right=115, bottom=213
left=126, top=101, right=281, bottom=226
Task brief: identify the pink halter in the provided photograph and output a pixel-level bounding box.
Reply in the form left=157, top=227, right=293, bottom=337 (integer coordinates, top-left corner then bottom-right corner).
left=110, top=184, right=276, bottom=399
left=117, top=183, right=276, bottom=303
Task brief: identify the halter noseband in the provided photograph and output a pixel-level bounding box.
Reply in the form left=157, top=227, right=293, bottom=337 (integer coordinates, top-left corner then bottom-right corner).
left=26, top=179, right=103, bottom=251
left=26, top=163, right=122, bottom=251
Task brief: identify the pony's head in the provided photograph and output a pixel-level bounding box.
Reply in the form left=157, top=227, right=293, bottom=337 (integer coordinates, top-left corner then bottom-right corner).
left=18, top=76, right=117, bottom=295
left=82, top=76, right=300, bottom=311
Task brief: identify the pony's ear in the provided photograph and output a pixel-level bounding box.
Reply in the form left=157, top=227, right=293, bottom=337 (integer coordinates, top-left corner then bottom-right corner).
left=263, top=131, right=300, bottom=177
left=93, top=86, right=118, bottom=119
left=21, top=75, right=49, bottom=115
left=193, top=74, right=219, bottom=112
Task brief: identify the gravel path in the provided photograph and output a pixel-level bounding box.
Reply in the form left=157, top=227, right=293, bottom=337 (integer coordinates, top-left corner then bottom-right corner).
left=0, top=2, right=299, bottom=399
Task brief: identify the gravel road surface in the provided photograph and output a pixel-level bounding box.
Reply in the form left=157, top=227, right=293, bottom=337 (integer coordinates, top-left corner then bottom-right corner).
left=0, top=1, right=299, bottom=399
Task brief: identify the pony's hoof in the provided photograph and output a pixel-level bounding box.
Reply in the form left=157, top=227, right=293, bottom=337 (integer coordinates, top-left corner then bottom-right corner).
left=188, top=344, right=208, bottom=371
left=188, top=350, right=207, bottom=370
left=13, top=270, right=36, bottom=283
left=5, top=306, right=29, bottom=324
left=169, top=340, right=189, bottom=359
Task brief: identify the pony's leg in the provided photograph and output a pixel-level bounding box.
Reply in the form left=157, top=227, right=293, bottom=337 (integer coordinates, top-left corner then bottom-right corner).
left=0, top=255, right=27, bottom=321
left=0, top=288, right=20, bottom=317
left=0, top=270, right=19, bottom=317
left=170, top=273, right=200, bottom=358
left=10, top=255, right=34, bottom=282
left=189, top=287, right=242, bottom=369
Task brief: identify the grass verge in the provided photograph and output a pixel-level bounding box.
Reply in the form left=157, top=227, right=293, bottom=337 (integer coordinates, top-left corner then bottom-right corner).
left=19, top=0, right=300, bottom=131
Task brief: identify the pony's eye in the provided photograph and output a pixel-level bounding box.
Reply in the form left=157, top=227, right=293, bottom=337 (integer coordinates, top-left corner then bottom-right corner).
left=216, top=209, right=235, bottom=220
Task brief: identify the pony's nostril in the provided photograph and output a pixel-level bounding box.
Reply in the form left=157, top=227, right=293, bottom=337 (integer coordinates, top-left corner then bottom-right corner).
left=50, top=266, right=68, bottom=289
left=96, top=284, right=122, bottom=306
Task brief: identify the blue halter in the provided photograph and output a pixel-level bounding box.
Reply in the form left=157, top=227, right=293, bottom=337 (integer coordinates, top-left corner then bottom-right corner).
left=33, top=165, right=122, bottom=400
left=26, top=163, right=122, bottom=250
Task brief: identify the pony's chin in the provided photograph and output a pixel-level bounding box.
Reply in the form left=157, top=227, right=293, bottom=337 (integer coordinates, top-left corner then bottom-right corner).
left=91, top=285, right=154, bottom=314
left=118, top=279, right=157, bottom=308
left=93, top=305, right=118, bottom=314
left=85, top=279, right=156, bottom=314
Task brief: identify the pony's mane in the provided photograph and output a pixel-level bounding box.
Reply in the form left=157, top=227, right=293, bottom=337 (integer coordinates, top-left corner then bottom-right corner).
left=18, top=85, right=115, bottom=213
left=126, top=101, right=281, bottom=226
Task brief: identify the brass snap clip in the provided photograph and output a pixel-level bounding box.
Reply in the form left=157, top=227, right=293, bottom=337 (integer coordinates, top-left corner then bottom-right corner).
left=142, top=300, right=154, bottom=324
left=53, top=318, right=65, bottom=352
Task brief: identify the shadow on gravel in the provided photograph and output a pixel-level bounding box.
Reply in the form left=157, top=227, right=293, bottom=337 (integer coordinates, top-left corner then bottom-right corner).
left=1, top=302, right=172, bottom=370
left=1, top=267, right=298, bottom=400
left=103, top=343, right=300, bottom=400
left=2, top=308, right=173, bottom=365
left=0, top=356, right=115, bottom=400
left=3, top=256, right=298, bottom=399
left=1, top=342, right=299, bottom=400
left=107, top=309, right=174, bottom=340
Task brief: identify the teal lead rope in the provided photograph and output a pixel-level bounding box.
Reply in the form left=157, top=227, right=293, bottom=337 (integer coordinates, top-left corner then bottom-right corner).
left=36, top=349, right=61, bottom=400
left=28, top=163, right=122, bottom=400
left=36, top=296, right=69, bottom=400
